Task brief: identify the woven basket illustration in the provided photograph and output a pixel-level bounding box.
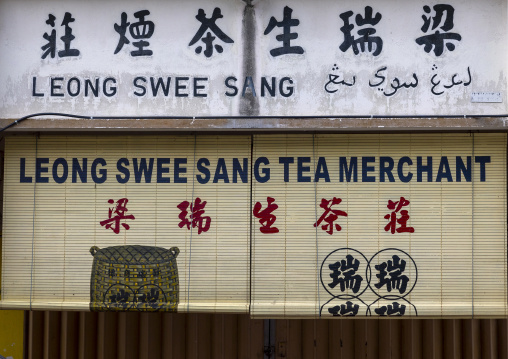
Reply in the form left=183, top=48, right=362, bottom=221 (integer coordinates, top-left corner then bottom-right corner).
left=89, top=245, right=179, bottom=312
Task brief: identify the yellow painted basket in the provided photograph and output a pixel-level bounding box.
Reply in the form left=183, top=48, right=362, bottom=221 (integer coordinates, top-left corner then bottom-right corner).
left=89, top=245, right=179, bottom=312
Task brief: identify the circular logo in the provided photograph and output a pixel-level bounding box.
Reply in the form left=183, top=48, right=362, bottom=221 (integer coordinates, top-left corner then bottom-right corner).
left=320, top=248, right=371, bottom=300
left=367, top=248, right=417, bottom=299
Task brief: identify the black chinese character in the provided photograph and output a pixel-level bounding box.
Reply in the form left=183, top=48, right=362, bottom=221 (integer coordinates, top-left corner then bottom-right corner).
left=109, top=289, right=130, bottom=307
left=124, top=269, right=130, bottom=279
left=415, top=5, right=461, bottom=56
left=41, top=13, right=80, bottom=59
left=375, top=302, right=407, bottom=316
left=339, top=6, right=383, bottom=56
left=108, top=268, right=116, bottom=277
left=189, top=8, right=234, bottom=58
left=264, top=6, right=304, bottom=57
left=328, top=301, right=359, bottom=316
left=58, top=12, right=80, bottom=57
left=114, top=12, right=130, bottom=54
left=130, top=10, right=155, bottom=56
left=328, top=254, right=363, bottom=293
left=374, top=255, right=409, bottom=294
left=114, top=10, right=155, bottom=56
left=138, top=288, right=160, bottom=306
left=41, top=14, right=57, bottom=59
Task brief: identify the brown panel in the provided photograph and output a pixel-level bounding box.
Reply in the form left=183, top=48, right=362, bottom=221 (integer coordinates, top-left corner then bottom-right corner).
left=237, top=315, right=263, bottom=359
left=378, top=320, right=392, bottom=359
left=274, top=319, right=285, bottom=358
left=249, top=317, right=264, bottom=359
left=97, top=312, right=118, bottom=359
left=287, top=319, right=302, bottom=359
left=139, top=313, right=162, bottom=359
left=185, top=313, right=199, bottom=359
left=315, top=319, right=329, bottom=358
left=422, top=320, right=441, bottom=359
left=365, top=319, right=379, bottom=359
left=328, top=320, right=341, bottom=359
left=442, top=320, right=461, bottom=359
left=78, top=311, right=97, bottom=359
left=162, top=313, right=187, bottom=358
left=353, top=320, right=366, bottom=359
left=211, top=314, right=238, bottom=359
left=196, top=313, right=212, bottom=359
left=28, top=311, right=44, bottom=359
left=462, top=319, right=482, bottom=359
left=498, top=319, right=508, bottom=359
left=481, top=319, right=496, bottom=359
left=44, top=311, right=60, bottom=359
left=60, top=311, right=79, bottom=359
left=161, top=312, right=176, bottom=359
left=117, top=312, right=140, bottom=359
left=301, top=320, right=315, bottom=358
left=26, top=312, right=508, bottom=359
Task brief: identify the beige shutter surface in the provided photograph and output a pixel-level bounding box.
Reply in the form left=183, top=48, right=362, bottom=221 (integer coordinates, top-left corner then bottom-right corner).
left=251, top=133, right=507, bottom=318
left=1, top=133, right=507, bottom=318
left=1, top=135, right=251, bottom=312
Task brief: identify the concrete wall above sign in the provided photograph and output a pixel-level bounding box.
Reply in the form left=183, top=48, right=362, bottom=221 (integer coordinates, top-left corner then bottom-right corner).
left=0, top=0, right=507, bottom=122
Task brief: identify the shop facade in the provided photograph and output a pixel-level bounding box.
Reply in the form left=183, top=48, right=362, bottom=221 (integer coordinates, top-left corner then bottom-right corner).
left=1, top=0, right=508, bottom=357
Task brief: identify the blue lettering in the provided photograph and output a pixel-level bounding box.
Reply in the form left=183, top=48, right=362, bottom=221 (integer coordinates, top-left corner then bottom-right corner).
left=456, top=156, right=471, bottom=182
left=314, top=157, right=330, bottom=182
left=133, top=158, right=154, bottom=183
left=397, top=157, right=413, bottom=183
left=339, top=157, right=357, bottom=182
left=174, top=158, right=187, bottom=183
left=379, top=157, right=395, bottom=182
left=362, top=157, right=375, bottom=182
left=20, top=158, right=32, bottom=183
left=156, top=158, right=170, bottom=183
left=254, top=157, right=270, bottom=183
left=52, top=158, right=68, bottom=184
left=475, top=156, right=491, bottom=182
left=417, top=156, right=432, bottom=182
left=233, top=158, right=248, bottom=183
left=213, top=158, right=229, bottom=183
left=91, top=158, right=107, bottom=184
left=279, top=157, right=294, bottom=182
left=35, top=158, right=49, bottom=183
left=196, top=158, right=210, bottom=184
left=436, top=156, right=453, bottom=182
left=72, top=158, right=87, bottom=183
left=297, top=157, right=311, bottom=182
left=117, top=158, right=130, bottom=184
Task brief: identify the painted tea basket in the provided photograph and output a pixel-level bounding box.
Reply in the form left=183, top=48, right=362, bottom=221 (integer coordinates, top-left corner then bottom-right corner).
left=89, top=245, right=179, bottom=312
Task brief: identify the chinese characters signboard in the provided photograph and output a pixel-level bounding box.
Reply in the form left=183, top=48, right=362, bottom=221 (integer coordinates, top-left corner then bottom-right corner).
left=1, top=133, right=506, bottom=317
left=0, top=0, right=507, bottom=120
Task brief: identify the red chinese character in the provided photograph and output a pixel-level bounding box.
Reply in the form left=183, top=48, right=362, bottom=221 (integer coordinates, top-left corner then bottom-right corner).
left=314, top=197, right=348, bottom=235
left=100, top=198, right=135, bottom=234
left=253, top=196, right=279, bottom=234
left=384, top=197, right=415, bottom=234
left=177, top=197, right=211, bottom=234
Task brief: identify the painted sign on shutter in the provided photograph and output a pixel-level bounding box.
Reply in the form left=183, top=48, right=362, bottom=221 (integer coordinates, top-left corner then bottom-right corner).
left=1, top=133, right=506, bottom=317
left=250, top=133, right=506, bottom=317
left=1, top=135, right=252, bottom=312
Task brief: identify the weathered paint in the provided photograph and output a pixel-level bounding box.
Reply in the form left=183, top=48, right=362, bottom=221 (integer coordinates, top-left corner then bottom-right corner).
left=2, top=116, right=508, bottom=132
left=0, top=0, right=507, bottom=121
left=0, top=311, right=24, bottom=359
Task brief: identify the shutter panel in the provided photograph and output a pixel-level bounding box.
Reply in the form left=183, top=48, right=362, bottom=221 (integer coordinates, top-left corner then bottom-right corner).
left=251, top=133, right=507, bottom=318
left=2, top=133, right=506, bottom=317
left=1, top=134, right=251, bottom=312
